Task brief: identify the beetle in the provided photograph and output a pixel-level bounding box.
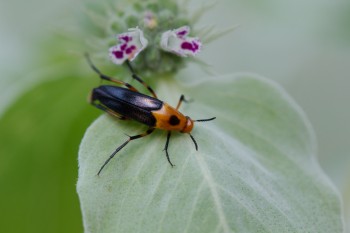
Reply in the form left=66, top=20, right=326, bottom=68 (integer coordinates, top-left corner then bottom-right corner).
left=85, top=54, right=216, bottom=175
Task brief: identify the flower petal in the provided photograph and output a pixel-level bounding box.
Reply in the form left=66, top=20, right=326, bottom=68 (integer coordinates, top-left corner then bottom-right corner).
left=109, top=45, right=127, bottom=65
left=174, top=25, right=190, bottom=38
left=109, top=28, right=148, bottom=65
left=160, top=26, right=201, bottom=57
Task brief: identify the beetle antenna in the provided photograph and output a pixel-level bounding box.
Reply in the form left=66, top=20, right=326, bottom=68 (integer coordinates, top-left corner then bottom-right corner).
left=194, top=117, right=216, bottom=122
left=125, top=60, right=158, bottom=99
left=125, top=60, right=136, bottom=74
left=189, top=133, right=198, bottom=151
left=84, top=53, right=103, bottom=75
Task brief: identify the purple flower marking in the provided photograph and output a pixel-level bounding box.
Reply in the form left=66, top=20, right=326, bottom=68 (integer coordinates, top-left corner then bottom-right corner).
left=181, top=40, right=200, bottom=53
left=119, top=35, right=132, bottom=43
left=177, top=30, right=188, bottom=38
left=120, top=43, right=127, bottom=51
left=112, top=50, right=124, bottom=59
left=125, top=45, right=136, bottom=55
left=181, top=42, right=192, bottom=50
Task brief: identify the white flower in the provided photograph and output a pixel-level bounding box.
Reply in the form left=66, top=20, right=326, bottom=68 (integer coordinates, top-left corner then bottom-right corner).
left=109, top=28, right=148, bottom=65
left=160, top=26, right=201, bottom=57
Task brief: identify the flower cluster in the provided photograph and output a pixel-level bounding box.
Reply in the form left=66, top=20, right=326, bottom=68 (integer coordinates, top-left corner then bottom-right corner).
left=109, top=26, right=201, bottom=66
left=83, top=0, right=211, bottom=75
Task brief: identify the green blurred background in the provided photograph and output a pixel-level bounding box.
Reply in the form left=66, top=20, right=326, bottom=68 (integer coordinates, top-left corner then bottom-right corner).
left=0, top=0, right=349, bottom=232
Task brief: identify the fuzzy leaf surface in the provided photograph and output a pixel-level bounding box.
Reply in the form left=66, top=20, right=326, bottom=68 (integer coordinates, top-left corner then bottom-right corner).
left=78, top=74, right=343, bottom=233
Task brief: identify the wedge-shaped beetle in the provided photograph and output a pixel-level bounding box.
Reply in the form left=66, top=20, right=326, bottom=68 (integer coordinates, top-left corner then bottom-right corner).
left=86, top=54, right=215, bottom=175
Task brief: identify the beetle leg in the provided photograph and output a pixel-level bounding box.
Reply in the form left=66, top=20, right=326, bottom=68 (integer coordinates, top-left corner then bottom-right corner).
left=175, top=94, right=191, bottom=110
left=126, top=61, right=158, bottom=98
left=163, top=131, right=175, bottom=167
left=85, top=53, right=140, bottom=92
left=97, top=128, right=155, bottom=176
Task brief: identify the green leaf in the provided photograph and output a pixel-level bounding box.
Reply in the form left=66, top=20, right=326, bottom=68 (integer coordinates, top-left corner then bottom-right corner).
left=77, top=74, right=344, bottom=233
left=0, top=76, right=98, bottom=233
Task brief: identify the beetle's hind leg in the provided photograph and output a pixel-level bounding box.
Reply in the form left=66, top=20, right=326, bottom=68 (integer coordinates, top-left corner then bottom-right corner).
left=126, top=60, right=158, bottom=98
left=163, top=131, right=175, bottom=167
left=97, top=128, right=155, bottom=176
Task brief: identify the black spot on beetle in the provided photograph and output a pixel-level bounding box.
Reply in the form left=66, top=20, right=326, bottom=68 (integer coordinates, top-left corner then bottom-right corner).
left=169, top=115, right=180, bottom=125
